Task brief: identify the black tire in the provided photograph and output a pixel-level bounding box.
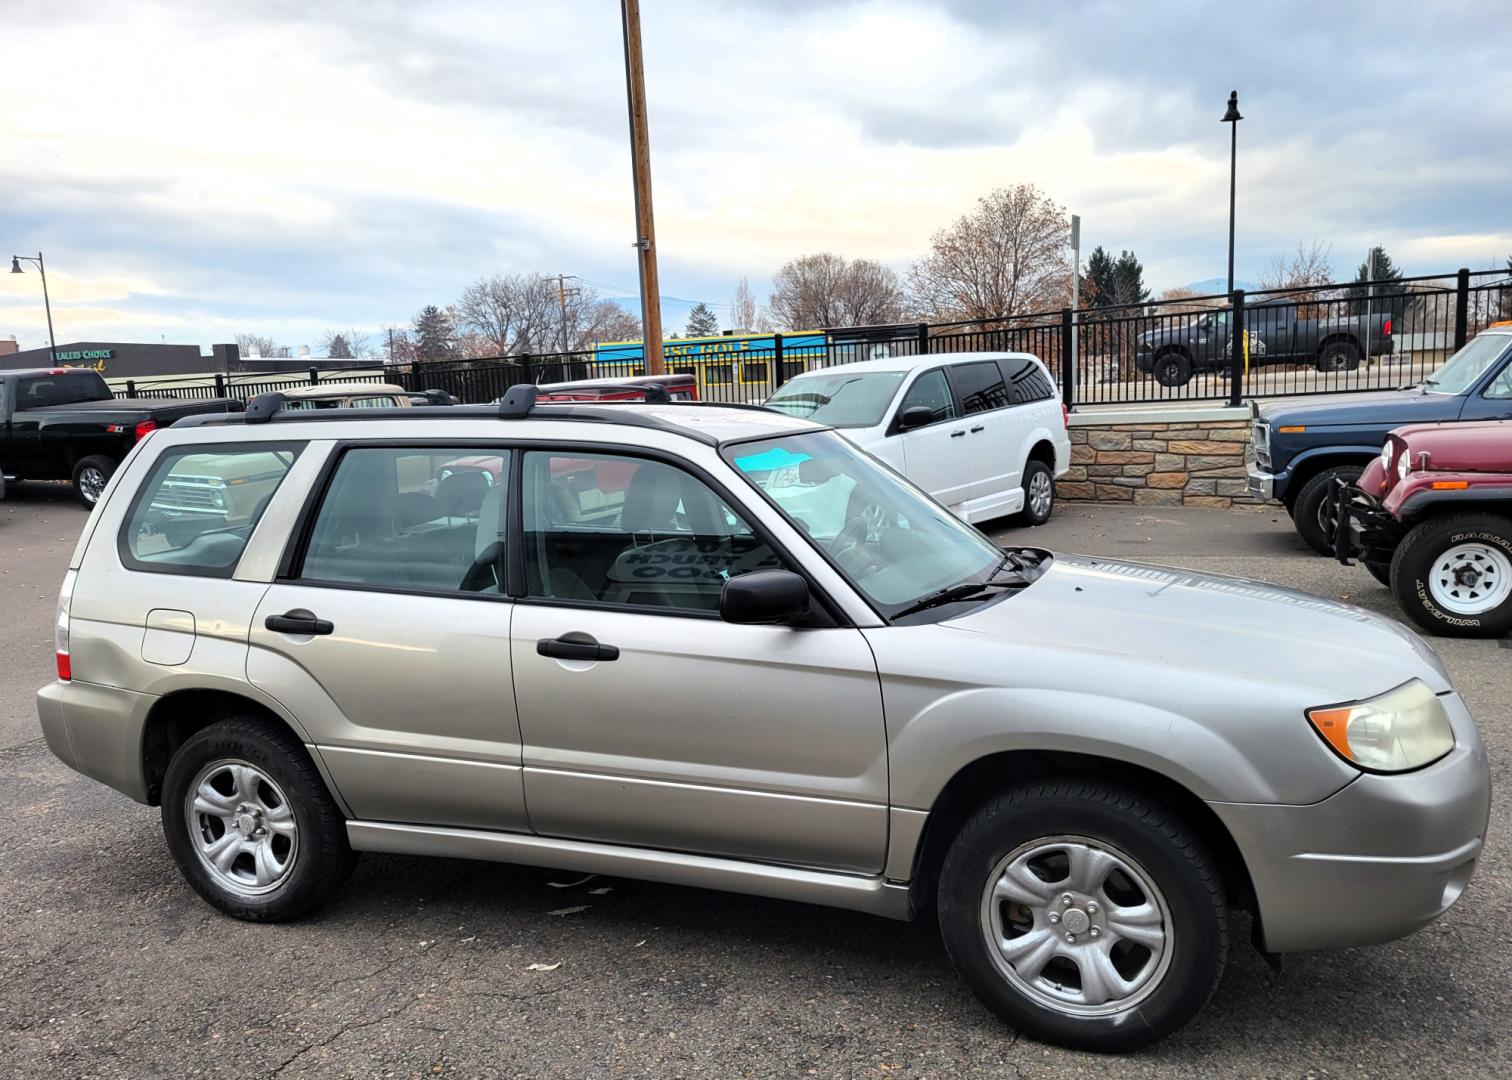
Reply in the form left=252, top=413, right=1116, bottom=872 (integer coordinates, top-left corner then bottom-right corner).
left=1017, top=459, right=1055, bottom=526
left=71, top=454, right=116, bottom=509
left=1364, top=560, right=1393, bottom=587
left=1389, top=513, right=1512, bottom=638
left=1315, top=341, right=1361, bottom=373
left=937, top=781, right=1228, bottom=1052
left=161, top=716, right=357, bottom=921
left=1291, top=465, right=1362, bottom=556
left=1152, top=352, right=1192, bottom=388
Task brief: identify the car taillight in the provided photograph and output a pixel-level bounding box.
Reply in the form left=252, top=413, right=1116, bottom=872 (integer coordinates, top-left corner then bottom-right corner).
left=55, top=570, right=76, bottom=682
left=1382, top=319, right=1392, bottom=336
left=1061, top=403, right=1070, bottom=427
left=134, top=420, right=157, bottom=441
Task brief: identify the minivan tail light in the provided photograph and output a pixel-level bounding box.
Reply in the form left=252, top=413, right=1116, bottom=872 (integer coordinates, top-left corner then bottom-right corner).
left=134, top=420, right=157, bottom=441
left=1061, top=403, right=1070, bottom=427
left=1383, top=319, right=1392, bottom=336
left=55, top=570, right=76, bottom=682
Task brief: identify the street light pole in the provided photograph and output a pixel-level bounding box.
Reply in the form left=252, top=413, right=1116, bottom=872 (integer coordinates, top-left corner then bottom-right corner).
left=1221, top=91, right=1243, bottom=296
left=10, top=252, right=57, bottom=365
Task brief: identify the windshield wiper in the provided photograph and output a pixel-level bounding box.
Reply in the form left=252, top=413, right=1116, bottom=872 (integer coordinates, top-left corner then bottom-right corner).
left=890, top=576, right=1027, bottom=619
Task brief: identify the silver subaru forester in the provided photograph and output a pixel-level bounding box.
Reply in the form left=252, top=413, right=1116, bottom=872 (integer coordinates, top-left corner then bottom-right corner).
left=38, top=386, right=1490, bottom=1051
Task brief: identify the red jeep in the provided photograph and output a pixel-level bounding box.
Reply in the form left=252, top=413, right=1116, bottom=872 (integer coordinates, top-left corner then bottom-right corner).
left=1336, top=420, right=1512, bottom=636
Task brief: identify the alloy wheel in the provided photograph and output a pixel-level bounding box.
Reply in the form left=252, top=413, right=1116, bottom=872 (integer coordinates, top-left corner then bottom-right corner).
left=184, top=758, right=299, bottom=896
left=979, top=835, right=1172, bottom=1018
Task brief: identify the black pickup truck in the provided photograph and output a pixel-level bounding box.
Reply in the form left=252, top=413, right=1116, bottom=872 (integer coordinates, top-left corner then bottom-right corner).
left=1136, top=300, right=1394, bottom=387
left=0, top=368, right=242, bottom=507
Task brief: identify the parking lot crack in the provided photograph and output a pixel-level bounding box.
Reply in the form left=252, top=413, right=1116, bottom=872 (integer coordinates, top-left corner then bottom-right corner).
left=265, top=995, right=423, bottom=1077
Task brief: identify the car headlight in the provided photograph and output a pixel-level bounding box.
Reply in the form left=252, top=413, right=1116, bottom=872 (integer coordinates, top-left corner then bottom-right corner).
left=1306, top=679, right=1454, bottom=772
left=1397, top=453, right=1411, bottom=480
left=1380, top=443, right=1393, bottom=471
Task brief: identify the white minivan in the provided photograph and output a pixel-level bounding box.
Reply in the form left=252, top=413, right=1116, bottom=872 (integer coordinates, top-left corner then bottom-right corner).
left=765, top=353, right=1071, bottom=525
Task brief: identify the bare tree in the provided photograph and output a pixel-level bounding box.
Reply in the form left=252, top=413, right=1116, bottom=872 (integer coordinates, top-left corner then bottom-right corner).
left=907, top=185, right=1071, bottom=322
left=1259, top=241, right=1335, bottom=293
left=769, top=253, right=903, bottom=329
left=730, top=276, right=759, bottom=332
left=453, top=273, right=639, bottom=354
left=235, top=333, right=290, bottom=359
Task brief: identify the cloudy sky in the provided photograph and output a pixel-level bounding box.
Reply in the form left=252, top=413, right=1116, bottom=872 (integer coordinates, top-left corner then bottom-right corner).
left=2, top=0, right=1509, bottom=354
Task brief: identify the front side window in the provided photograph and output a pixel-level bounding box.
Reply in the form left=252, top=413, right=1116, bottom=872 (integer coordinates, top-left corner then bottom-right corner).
left=895, top=368, right=956, bottom=427
left=522, top=451, right=782, bottom=613
left=122, top=443, right=302, bottom=575
left=726, top=431, right=1003, bottom=615
left=951, top=361, right=1010, bottom=415
left=299, top=447, right=508, bottom=595
left=764, top=370, right=906, bottom=428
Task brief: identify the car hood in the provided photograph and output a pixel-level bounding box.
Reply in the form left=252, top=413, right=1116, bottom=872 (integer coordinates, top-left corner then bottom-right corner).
left=1257, top=389, right=1456, bottom=428
left=945, top=553, right=1450, bottom=698
left=1390, top=420, right=1512, bottom=473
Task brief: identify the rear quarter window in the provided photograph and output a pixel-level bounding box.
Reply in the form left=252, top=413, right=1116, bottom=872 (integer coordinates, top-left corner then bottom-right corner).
left=119, top=443, right=303, bottom=577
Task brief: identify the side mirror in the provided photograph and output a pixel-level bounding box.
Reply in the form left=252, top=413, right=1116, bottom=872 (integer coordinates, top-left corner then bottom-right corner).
left=720, top=570, right=810, bottom=625
left=898, top=405, right=935, bottom=431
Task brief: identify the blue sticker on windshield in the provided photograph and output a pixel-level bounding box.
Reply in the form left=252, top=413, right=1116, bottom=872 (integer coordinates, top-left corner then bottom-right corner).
left=733, top=446, right=812, bottom=472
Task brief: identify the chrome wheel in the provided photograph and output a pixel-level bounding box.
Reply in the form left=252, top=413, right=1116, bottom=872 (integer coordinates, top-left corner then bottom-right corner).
left=979, top=835, right=1172, bottom=1018
left=1028, top=471, right=1054, bottom=519
left=1428, top=542, right=1512, bottom=616
left=185, top=758, right=298, bottom=897
left=78, top=466, right=107, bottom=504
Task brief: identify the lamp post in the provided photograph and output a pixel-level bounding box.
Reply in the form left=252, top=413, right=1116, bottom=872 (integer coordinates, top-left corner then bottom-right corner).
left=10, top=252, right=57, bottom=365
left=1221, top=91, right=1243, bottom=296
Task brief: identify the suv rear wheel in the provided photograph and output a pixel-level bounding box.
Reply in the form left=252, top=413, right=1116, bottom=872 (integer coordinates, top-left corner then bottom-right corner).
left=1390, top=513, right=1512, bottom=637
left=1291, top=464, right=1362, bottom=556
left=937, top=781, right=1228, bottom=1051
left=161, top=716, right=357, bottom=920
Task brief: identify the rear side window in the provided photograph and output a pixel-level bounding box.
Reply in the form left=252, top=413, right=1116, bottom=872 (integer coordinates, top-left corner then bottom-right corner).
left=1001, top=359, right=1056, bottom=405
left=949, top=361, right=1010, bottom=414
left=121, top=443, right=303, bottom=576
left=17, top=373, right=110, bottom=408
left=298, top=447, right=510, bottom=596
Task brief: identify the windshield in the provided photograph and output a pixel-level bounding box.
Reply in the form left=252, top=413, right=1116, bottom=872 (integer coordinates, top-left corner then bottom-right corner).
left=724, top=430, right=1007, bottom=616
left=764, top=371, right=906, bottom=428
left=1422, top=333, right=1511, bottom=395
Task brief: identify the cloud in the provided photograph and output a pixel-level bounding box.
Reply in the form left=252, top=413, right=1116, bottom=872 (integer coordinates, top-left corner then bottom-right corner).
left=1, top=0, right=1507, bottom=349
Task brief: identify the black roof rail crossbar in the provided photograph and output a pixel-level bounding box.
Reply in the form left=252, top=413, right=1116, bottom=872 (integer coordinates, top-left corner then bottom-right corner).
left=243, top=392, right=288, bottom=423
left=498, top=384, right=538, bottom=417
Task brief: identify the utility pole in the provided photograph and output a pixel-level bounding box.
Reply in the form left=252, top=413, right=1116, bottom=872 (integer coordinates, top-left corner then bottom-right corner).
left=1069, top=214, right=1081, bottom=373
left=620, top=0, right=665, bottom=374
left=557, top=274, right=581, bottom=354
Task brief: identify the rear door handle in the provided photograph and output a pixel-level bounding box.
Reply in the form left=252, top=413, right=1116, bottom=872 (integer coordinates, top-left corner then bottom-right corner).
left=970, top=425, right=985, bottom=433
left=265, top=609, right=334, bottom=636
left=950, top=430, right=966, bottom=438
left=537, top=637, right=620, bottom=662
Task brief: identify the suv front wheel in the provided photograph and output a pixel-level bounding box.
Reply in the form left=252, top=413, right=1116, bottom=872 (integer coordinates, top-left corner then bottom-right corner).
left=1390, top=513, right=1512, bottom=637
left=937, top=781, right=1228, bottom=1051
left=161, top=716, right=357, bottom=921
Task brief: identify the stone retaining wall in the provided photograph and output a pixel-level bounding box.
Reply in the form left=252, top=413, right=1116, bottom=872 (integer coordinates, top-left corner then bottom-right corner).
left=1058, top=418, right=1260, bottom=509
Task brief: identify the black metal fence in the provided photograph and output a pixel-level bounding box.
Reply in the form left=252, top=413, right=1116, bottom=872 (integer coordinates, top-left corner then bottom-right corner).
left=115, top=368, right=390, bottom=402
left=113, top=266, right=1510, bottom=411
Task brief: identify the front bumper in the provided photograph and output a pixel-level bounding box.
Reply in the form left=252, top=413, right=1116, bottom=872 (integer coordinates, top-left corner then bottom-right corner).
left=1332, top=479, right=1406, bottom=566
left=1211, top=692, right=1490, bottom=953
left=1245, top=458, right=1278, bottom=502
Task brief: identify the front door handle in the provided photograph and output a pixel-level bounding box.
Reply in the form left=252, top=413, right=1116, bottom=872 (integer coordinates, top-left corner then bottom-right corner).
left=950, top=429, right=966, bottom=438
left=537, top=637, right=620, bottom=662
left=265, top=609, right=334, bottom=636
left=970, top=425, right=985, bottom=433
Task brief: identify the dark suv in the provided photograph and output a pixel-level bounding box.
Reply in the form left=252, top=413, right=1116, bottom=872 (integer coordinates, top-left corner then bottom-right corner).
left=1247, top=325, right=1512, bottom=553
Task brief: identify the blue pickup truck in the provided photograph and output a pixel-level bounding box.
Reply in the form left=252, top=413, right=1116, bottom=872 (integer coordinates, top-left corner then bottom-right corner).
left=1247, top=324, right=1512, bottom=553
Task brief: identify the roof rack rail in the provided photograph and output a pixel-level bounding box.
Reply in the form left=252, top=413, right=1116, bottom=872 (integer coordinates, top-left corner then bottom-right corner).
left=498, top=384, right=538, bottom=418
left=244, top=392, right=288, bottom=424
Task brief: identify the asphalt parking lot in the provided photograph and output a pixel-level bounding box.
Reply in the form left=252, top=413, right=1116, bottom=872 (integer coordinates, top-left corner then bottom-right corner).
left=1, top=486, right=1506, bottom=1078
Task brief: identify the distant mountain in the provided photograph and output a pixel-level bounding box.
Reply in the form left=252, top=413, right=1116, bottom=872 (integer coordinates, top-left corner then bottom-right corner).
left=1179, top=277, right=1261, bottom=296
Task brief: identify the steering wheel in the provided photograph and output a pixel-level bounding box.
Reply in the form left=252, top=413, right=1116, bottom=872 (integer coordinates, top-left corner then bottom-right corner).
left=830, top=516, right=877, bottom=575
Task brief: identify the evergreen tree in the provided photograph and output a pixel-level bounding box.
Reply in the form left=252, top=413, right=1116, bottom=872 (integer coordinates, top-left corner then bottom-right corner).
left=325, top=333, right=353, bottom=359
left=1111, top=250, right=1150, bottom=306
left=1345, top=245, right=1406, bottom=319
left=413, top=305, right=457, bottom=363
left=1080, top=247, right=1116, bottom=310
left=685, top=302, right=720, bottom=337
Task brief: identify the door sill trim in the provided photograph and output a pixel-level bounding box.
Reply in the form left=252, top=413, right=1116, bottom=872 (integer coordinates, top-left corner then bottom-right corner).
left=347, top=820, right=912, bottom=920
